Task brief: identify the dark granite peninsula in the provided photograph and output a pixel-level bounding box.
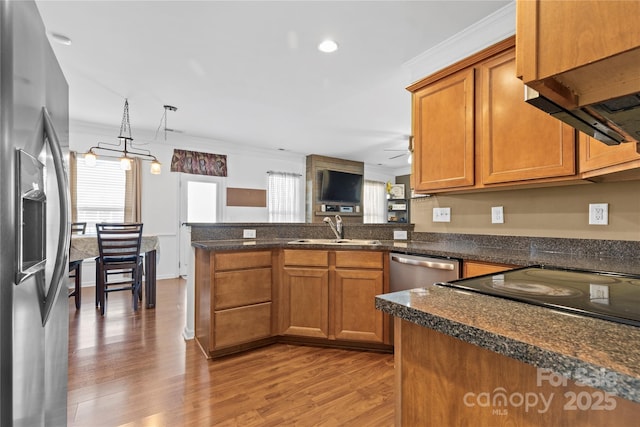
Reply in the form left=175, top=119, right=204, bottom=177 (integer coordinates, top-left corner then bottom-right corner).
left=377, top=283, right=640, bottom=425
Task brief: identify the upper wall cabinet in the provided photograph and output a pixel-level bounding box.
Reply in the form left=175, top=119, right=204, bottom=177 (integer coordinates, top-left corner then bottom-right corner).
left=580, top=132, right=640, bottom=179
left=408, top=37, right=577, bottom=194
left=479, top=49, right=575, bottom=184
left=516, top=0, right=640, bottom=181
left=411, top=68, right=475, bottom=192
left=516, top=0, right=640, bottom=109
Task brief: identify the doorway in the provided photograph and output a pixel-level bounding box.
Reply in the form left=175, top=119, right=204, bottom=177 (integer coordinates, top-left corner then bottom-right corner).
left=178, top=174, right=225, bottom=277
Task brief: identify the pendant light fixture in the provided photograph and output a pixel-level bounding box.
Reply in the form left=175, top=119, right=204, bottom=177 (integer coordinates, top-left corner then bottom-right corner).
left=83, top=99, right=162, bottom=174
left=155, top=104, right=178, bottom=141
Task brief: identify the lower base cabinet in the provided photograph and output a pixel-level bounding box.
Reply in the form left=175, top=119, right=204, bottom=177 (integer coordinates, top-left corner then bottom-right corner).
left=463, top=260, right=518, bottom=278
left=195, top=247, right=392, bottom=359
left=282, top=266, right=330, bottom=338
left=281, top=249, right=389, bottom=346
left=195, top=249, right=276, bottom=358
left=395, top=318, right=640, bottom=426
left=334, top=268, right=384, bottom=343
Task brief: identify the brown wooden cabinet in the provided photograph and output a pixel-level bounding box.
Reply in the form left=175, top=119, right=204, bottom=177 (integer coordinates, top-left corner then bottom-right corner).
left=579, top=132, right=640, bottom=179
left=516, top=0, right=640, bottom=109
left=281, top=249, right=330, bottom=338
left=281, top=249, right=389, bottom=345
left=479, top=49, right=576, bottom=184
left=194, top=249, right=275, bottom=357
left=334, top=251, right=385, bottom=343
left=411, top=68, right=475, bottom=192
left=395, top=319, right=639, bottom=426
left=409, top=37, right=578, bottom=194
left=462, top=260, right=518, bottom=278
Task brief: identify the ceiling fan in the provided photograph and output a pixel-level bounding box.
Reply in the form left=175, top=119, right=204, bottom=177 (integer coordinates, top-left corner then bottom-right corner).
left=384, top=136, right=413, bottom=163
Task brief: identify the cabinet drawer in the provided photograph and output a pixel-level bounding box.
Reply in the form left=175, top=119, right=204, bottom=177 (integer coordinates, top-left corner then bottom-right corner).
left=214, top=250, right=272, bottom=271
left=335, top=251, right=383, bottom=269
left=284, top=249, right=329, bottom=267
left=214, top=268, right=272, bottom=310
left=214, top=302, right=272, bottom=348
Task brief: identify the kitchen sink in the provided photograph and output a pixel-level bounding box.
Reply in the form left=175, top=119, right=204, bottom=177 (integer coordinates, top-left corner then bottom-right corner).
left=288, top=238, right=382, bottom=246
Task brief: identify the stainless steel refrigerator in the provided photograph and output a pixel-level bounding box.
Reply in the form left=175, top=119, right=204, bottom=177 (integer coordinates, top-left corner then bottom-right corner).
left=1, top=0, right=70, bottom=425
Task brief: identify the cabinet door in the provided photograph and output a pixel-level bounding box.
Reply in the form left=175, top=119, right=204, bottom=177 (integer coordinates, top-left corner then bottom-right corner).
left=412, top=68, right=475, bottom=192
left=334, top=269, right=384, bottom=343
left=480, top=50, right=576, bottom=184
left=517, top=0, right=640, bottom=82
left=282, top=267, right=329, bottom=338
left=579, top=132, right=640, bottom=174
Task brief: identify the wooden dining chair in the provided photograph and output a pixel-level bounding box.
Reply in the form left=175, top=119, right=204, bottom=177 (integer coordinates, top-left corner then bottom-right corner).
left=95, top=223, right=144, bottom=315
left=68, top=222, right=87, bottom=309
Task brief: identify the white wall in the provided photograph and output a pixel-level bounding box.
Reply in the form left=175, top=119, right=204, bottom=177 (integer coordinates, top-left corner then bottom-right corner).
left=70, top=120, right=395, bottom=281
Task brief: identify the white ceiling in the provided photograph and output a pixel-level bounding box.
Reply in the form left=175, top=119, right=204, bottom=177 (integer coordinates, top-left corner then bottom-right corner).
left=35, top=0, right=511, bottom=172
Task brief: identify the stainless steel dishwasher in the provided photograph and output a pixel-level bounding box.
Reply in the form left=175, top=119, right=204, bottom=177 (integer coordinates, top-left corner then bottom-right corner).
left=389, top=252, right=460, bottom=292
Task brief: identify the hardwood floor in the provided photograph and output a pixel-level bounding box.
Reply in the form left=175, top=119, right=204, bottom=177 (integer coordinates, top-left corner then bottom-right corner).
left=68, top=278, right=395, bottom=426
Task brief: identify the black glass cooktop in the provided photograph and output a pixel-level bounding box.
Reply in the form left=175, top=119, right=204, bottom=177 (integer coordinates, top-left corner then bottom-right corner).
left=438, top=266, right=640, bottom=327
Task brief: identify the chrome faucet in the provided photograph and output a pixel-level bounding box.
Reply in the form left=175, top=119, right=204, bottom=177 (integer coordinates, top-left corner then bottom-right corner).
left=323, top=215, right=343, bottom=240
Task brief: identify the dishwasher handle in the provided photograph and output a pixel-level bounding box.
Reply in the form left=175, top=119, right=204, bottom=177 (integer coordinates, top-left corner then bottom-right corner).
left=391, top=255, right=456, bottom=271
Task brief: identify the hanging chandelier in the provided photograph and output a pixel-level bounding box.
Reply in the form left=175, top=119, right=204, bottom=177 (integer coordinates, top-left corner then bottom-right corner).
left=83, top=99, right=162, bottom=174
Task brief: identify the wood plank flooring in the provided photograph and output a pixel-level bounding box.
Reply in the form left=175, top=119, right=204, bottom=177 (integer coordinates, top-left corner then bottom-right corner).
left=68, top=279, right=395, bottom=426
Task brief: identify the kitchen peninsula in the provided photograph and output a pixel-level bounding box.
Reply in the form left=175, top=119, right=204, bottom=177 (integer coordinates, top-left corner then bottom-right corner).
left=188, top=223, right=640, bottom=426
left=377, top=282, right=640, bottom=425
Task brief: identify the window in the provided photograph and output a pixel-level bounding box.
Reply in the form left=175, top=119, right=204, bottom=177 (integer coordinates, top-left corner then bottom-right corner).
left=267, top=171, right=304, bottom=222
left=186, top=180, right=218, bottom=223
left=363, top=180, right=386, bottom=224
left=75, top=157, right=125, bottom=233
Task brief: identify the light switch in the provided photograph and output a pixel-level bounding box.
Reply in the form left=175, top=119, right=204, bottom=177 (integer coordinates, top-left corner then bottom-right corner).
left=243, top=229, right=256, bottom=238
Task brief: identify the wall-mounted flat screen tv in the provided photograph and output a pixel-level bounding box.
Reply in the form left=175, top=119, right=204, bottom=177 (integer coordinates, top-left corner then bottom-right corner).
left=319, top=170, right=363, bottom=203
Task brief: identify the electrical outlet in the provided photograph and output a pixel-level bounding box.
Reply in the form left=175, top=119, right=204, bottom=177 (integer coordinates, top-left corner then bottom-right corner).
left=393, top=230, right=408, bottom=240
left=588, top=203, right=608, bottom=225
left=432, top=207, right=451, bottom=223
left=491, top=206, right=504, bottom=224
left=589, top=284, right=610, bottom=304
left=243, top=229, right=256, bottom=238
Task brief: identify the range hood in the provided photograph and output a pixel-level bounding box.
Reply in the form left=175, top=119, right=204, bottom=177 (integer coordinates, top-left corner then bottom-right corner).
left=525, top=86, right=640, bottom=146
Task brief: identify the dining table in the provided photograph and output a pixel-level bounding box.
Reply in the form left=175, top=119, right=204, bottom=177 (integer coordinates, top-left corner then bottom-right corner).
left=69, top=234, right=160, bottom=308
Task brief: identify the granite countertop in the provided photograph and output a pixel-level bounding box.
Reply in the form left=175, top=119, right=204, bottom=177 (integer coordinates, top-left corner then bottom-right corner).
left=191, top=238, right=640, bottom=276
left=376, top=285, right=640, bottom=403
left=193, top=235, right=640, bottom=402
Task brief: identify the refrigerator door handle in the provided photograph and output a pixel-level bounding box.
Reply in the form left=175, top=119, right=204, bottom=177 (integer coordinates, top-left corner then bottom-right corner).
left=40, top=107, right=70, bottom=325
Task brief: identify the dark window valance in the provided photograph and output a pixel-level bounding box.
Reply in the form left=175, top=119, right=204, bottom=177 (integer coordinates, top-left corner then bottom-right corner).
left=170, top=149, right=227, bottom=176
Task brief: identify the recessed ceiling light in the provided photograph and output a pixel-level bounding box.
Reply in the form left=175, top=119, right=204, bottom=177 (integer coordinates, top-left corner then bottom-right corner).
left=318, top=39, right=338, bottom=53
left=49, top=32, right=72, bottom=46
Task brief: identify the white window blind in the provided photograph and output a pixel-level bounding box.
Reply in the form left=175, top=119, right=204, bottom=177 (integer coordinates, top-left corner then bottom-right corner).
left=76, top=157, right=126, bottom=233
left=363, top=180, right=387, bottom=224
left=267, top=171, right=304, bottom=223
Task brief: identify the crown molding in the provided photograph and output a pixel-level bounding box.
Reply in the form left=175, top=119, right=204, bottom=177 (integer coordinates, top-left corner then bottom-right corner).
left=403, top=1, right=516, bottom=86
